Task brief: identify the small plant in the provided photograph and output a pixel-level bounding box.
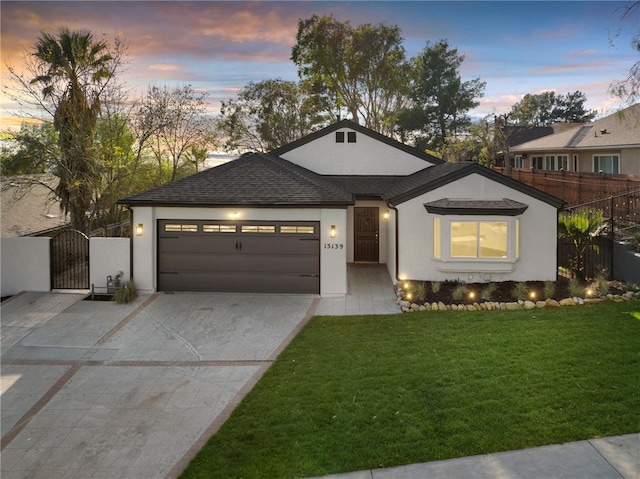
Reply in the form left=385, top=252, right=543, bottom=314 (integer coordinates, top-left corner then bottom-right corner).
left=568, top=278, right=584, bottom=298
left=431, top=281, right=441, bottom=293
left=511, top=282, right=528, bottom=301
left=452, top=284, right=468, bottom=301
left=624, top=281, right=638, bottom=292
left=113, top=280, right=138, bottom=304
left=544, top=281, right=555, bottom=299
left=412, top=281, right=427, bottom=302
left=481, top=283, right=497, bottom=301
left=594, top=275, right=609, bottom=296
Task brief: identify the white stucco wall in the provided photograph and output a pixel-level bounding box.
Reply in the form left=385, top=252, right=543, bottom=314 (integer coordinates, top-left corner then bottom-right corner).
left=89, top=238, right=130, bottom=290
left=0, top=237, right=51, bottom=296
left=131, top=206, right=349, bottom=296
left=280, top=127, right=436, bottom=175
left=395, top=173, right=558, bottom=283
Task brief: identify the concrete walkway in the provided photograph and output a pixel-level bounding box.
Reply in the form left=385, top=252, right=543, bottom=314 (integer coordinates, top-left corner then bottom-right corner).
left=306, top=434, right=639, bottom=478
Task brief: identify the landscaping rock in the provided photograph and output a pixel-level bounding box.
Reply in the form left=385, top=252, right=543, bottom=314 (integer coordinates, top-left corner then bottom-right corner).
left=584, top=298, right=604, bottom=304
left=545, top=299, right=561, bottom=307
left=438, top=301, right=447, bottom=311
left=451, top=304, right=458, bottom=311
left=419, top=305, right=427, bottom=311
left=523, top=301, right=536, bottom=310
left=505, top=302, right=519, bottom=310
left=431, top=302, right=438, bottom=311
left=559, top=298, right=576, bottom=306
left=411, top=303, right=420, bottom=311
left=536, top=301, right=547, bottom=309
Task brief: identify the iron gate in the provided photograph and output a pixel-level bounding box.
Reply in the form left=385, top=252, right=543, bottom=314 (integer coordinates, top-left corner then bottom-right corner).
left=51, top=229, right=90, bottom=289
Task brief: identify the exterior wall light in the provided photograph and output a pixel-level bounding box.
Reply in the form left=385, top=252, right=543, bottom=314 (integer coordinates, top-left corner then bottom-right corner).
left=330, top=225, right=337, bottom=238
left=383, top=210, right=390, bottom=220
left=135, top=224, right=144, bottom=236
left=231, top=211, right=239, bottom=219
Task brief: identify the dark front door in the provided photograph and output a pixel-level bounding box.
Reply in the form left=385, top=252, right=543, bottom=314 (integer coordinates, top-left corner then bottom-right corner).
left=354, top=207, right=379, bottom=262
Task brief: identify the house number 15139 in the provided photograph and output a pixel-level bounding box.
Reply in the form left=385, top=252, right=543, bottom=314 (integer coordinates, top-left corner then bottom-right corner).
left=324, top=243, right=344, bottom=249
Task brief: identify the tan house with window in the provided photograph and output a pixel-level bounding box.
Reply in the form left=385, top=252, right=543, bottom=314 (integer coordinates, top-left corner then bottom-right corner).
left=510, top=104, right=640, bottom=176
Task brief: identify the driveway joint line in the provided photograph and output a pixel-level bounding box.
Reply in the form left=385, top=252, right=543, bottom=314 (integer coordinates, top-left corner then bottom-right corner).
left=1, top=359, right=273, bottom=367
left=1, top=363, right=80, bottom=451
left=94, top=293, right=158, bottom=346
left=587, top=439, right=626, bottom=479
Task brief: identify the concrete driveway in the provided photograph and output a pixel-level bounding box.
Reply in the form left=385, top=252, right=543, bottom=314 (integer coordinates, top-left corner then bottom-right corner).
left=1, top=291, right=319, bottom=479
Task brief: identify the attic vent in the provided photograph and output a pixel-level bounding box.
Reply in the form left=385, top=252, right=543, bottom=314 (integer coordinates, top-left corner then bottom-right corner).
left=347, top=131, right=357, bottom=143
left=335, top=132, right=345, bottom=143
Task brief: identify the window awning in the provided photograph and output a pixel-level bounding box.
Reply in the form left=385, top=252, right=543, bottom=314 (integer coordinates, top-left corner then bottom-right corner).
left=424, top=198, right=529, bottom=216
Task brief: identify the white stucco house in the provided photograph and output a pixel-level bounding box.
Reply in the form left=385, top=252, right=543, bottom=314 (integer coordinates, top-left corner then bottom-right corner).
left=119, top=120, right=563, bottom=296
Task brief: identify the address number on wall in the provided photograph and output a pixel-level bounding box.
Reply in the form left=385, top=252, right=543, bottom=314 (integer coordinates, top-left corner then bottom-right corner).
left=324, top=243, right=344, bottom=249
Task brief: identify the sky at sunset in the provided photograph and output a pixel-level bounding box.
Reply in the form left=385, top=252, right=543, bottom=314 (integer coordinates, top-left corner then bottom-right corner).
left=1, top=1, right=638, bottom=130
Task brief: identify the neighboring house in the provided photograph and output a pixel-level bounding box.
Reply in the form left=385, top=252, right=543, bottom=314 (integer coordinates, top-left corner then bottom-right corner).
left=1, top=175, right=68, bottom=237
left=510, top=104, right=640, bottom=174
left=119, top=120, right=563, bottom=296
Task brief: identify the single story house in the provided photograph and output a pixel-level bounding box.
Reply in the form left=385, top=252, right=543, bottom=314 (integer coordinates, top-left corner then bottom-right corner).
left=510, top=104, right=640, bottom=175
left=119, top=120, right=563, bottom=296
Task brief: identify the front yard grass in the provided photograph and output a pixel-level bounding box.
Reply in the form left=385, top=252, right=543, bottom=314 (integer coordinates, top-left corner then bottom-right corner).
left=180, top=302, right=640, bottom=479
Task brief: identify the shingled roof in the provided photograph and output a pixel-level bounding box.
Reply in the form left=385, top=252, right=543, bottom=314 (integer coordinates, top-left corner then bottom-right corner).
left=119, top=152, right=354, bottom=207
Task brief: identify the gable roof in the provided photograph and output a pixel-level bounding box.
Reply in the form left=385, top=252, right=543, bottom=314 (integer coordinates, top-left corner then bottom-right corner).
left=118, top=152, right=354, bottom=207
left=119, top=121, right=563, bottom=211
left=511, top=103, right=640, bottom=152
left=271, top=119, right=444, bottom=165
left=1, top=175, right=68, bottom=237
left=383, top=162, right=564, bottom=208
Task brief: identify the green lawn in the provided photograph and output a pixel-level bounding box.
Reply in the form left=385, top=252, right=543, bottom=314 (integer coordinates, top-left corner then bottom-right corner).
left=180, top=302, right=640, bottom=479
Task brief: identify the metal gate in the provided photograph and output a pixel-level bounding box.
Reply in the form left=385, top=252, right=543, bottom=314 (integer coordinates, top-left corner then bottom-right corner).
left=51, top=229, right=90, bottom=289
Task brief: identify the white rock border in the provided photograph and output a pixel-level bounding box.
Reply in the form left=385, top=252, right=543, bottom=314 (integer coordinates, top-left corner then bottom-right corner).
left=396, top=288, right=640, bottom=313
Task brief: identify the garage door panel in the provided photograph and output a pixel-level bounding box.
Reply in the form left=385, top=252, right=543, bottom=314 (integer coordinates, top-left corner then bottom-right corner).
left=159, top=271, right=319, bottom=294
left=238, top=237, right=319, bottom=255
left=159, top=253, right=319, bottom=274
left=158, top=236, right=238, bottom=254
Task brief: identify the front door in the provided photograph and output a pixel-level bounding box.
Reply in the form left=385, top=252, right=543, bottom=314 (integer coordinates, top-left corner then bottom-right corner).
left=354, top=207, right=379, bottom=262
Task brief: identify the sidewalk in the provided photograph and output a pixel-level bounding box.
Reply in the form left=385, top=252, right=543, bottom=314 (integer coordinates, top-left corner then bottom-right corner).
left=307, top=434, right=639, bottom=479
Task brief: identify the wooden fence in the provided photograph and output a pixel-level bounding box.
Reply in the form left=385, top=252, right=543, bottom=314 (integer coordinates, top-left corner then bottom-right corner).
left=493, top=167, right=640, bottom=204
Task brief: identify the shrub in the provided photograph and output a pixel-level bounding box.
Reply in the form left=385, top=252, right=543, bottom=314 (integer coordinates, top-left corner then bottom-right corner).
left=452, top=284, right=468, bottom=301
left=113, top=280, right=138, bottom=304
left=568, top=278, right=584, bottom=298
left=412, top=281, right=427, bottom=302
left=481, top=283, right=497, bottom=301
left=544, top=281, right=556, bottom=299
left=594, top=275, right=609, bottom=296
left=431, top=281, right=441, bottom=293
left=511, top=282, right=528, bottom=301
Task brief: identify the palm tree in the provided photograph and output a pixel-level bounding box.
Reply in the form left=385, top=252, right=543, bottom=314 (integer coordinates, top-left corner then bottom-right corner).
left=30, top=28, right=113, bottom=232
left=558, top=208, right=605, bottom=281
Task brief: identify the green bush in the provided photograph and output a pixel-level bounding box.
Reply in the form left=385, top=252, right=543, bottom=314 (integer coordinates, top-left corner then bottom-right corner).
left=481, top=283, right=497, bottom=301
left=568, top=278, right=584, bottom=298
left=113, top=280, right=138, bottom=304
left=452, top=284, right=468, bottom=301
left=511, top=282, right=527, bottom=301
left=431, top=281, right=441, bottom=293
left=594, top=275, right=609, bottom=296
left=412, top=281, right=427, bottom=302
left=544, top=281, right=555, bottom=299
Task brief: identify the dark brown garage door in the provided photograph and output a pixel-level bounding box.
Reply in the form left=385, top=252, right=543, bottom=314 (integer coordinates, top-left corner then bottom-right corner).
left=158, top=220, right=320, bottom=293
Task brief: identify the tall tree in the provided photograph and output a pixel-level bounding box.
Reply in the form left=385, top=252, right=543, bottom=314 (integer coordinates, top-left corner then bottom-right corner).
left=218, top=79, right=325, bottom=153
left=509, top=91, right=595, bottom=126
left=397, top=40, right=486, bottom=152
left=28, top=29, right=115, bottom=232
left=137, top=85, right=218, bottom=184
left=609, top=1, right=640, bottom=106
left=291, top=15, right=412, bottom=136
